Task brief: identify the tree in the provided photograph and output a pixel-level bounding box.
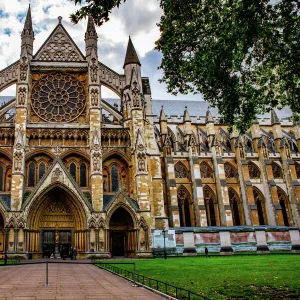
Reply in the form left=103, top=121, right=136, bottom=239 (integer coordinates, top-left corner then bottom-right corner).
left=70, top=0, right=300, bottom=132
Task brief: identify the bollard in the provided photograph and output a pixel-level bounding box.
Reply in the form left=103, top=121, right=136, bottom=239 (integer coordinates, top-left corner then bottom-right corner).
left=132, top=262, right=138, bottom=287
left=44, top=262, right=49, bottom=286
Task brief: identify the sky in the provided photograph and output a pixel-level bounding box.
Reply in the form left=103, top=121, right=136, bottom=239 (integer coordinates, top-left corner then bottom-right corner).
left=0, top=0, right=201, bottom=101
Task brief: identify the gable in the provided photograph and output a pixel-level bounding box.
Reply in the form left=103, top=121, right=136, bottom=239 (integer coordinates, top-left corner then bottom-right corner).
left=34, top=24, right=85, bottom=62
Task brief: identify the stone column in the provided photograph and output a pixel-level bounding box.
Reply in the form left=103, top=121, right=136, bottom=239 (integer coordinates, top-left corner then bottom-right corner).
left=183, top=231, right=196, bottom=255
left=289, top=229, right=300, bottom=253
left=255, top=229, right=269, bottom=253
left=220, top=230, right=233, bottom=254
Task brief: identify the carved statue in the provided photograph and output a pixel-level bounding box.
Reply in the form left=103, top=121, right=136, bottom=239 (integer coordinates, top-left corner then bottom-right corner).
left=92, top=152, right=101, bottom=172
left=103, top=179, right=108, bottom=192
left=90, top=58, right=98, bottom=83
left=14, top=151, right=23, bottom=171
left=19, top=56, right=28, bottom=81
left=90, top=88, right=99, bottom=107
left=18, top=87, right=26, bottom=105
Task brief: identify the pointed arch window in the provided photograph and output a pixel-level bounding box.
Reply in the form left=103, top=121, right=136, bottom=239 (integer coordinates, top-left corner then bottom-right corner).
left=277, top=187, right=290, bottom=226
left=224, top=162, right=238, bottom=179
left=253, top=188, right=266, bottom=225
left=0, top=164, right=3, bottom=191
left=80, top=163, right=87, bottom=187
left=70, top=163, right=76, bottom=181
left=200, top=162, right=214, bottom=179
left=111, top=165, right=119, bottom=192
left=248, top=162, right=261, bottom=179
left=229, top=188, right=242, bottom=226
left=203, top=186, right=218, bottom=226
left=177, top=186, right=193, bottom=227
left=39, top=162, right=46, bottom=181
left=28, top=162, right=35, bottom=187
left=272, top=162, right=283, bottom=179
left=175, top=162, right=188, bottom=178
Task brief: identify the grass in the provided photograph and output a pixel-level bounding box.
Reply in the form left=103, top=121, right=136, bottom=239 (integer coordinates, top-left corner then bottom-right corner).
left=98, top=255, right=300, bottom=299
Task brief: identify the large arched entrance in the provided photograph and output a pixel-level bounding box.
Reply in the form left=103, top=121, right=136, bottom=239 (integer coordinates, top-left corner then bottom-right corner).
left=109, top=207, right=136, bottom=257
left=27, top=186, right=87, bottom=258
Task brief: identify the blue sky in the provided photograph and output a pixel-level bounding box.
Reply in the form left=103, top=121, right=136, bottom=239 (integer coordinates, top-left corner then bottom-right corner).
left=0, top=0, right=201, bottom=101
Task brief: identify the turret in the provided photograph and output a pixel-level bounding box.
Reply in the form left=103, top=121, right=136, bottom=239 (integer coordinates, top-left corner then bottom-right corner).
left=21, top=5, right=34, bottom=57
left=85, top=15, right=98, bottom=59
left=183, top=106, right=192, bottom=135
left=159, top=106, right=168, bottom=135
left=123, top=36, right=141, bottom=87
left=205, top=108, right=215, bottom=136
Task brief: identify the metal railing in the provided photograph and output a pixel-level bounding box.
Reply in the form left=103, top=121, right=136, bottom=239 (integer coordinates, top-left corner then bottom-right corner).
left=96, top=262, right=211, bottom=300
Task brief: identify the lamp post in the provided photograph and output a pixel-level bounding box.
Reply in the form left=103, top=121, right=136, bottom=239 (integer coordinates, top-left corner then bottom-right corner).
left=162, top=230, right=167, bottom=260
left=4, top=227, right=9, bottom=265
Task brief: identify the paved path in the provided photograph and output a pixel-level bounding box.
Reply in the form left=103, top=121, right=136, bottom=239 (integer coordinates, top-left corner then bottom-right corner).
left=0, top=263, right=165, bottom=300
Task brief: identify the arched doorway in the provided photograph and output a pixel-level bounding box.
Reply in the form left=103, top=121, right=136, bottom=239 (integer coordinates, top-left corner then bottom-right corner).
left=27, top=186, right=87, bottom=258
left=109, top=207, right=136, bottom=257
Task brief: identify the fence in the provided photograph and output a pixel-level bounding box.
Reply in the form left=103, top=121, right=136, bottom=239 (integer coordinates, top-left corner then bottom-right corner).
left=96, top=262, right=211, bottom=300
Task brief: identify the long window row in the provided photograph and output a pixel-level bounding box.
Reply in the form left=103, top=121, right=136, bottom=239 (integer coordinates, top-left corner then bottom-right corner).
left=177, top=185, right=292, bottom=227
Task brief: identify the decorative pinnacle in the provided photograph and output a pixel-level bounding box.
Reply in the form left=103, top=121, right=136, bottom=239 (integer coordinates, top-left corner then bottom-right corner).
left=123, top=36, right=141, bottom=68
left=23, top=4, right=33, bottom=33
left=58, top=16, right=62, bottom=24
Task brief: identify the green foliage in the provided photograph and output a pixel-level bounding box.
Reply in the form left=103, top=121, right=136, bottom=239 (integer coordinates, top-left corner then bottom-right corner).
left=70, top=0, right=300, bottom=132
left=156, top=0, right=300, bottom=132
left=70, top=0, right=126, bottom=26
left=107, top=255, right=300, bottom=299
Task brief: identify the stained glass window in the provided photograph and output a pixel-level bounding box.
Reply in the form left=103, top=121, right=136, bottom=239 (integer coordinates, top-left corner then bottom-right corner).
left=80, top=163, right=87, bottom=187
left=277, top=188, right=289, bottom=226
left=229, top=189, right=241, bottom=226
left=70, top=163, right=76, bottom=181
left=177, top=186, right=192, bottom=227
left=272, top=162, right=283, bottom=179
left=253, top=188, right=265, bottom=225
left=248, top=162, right=261, bottom=179
left=203, top=186, right=217, bottom=226
left=0, top=165, right=3, bottom=191
left=111, top=165, right=119, bottom=192
left=200, top=162, right=213, bottom=178
left=39, top=163, right=46, bottom=181
left=224, top=163, right=237, bottom=179
left=175, top=162, right=188, bottom=178
left=28, top=162, right=35, bottom=187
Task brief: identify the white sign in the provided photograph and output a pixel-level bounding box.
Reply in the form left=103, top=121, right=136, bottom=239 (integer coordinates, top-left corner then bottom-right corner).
left=152, top=230, right=176, bottom=248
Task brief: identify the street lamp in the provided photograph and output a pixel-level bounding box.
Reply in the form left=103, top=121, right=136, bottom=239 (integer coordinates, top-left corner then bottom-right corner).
left=4, top=227, right=9, bottom=265
left=162, top=230, right=167, bottom=260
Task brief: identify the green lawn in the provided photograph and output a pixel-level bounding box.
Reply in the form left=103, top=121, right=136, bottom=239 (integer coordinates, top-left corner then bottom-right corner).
left=99, top=255, right=300, bottom=299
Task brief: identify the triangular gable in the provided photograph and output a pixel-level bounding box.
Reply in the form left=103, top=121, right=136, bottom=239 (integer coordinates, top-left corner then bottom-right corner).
left=34, top=22, right=85, bottom=62
left=22, top=156, right=92, bottom=211
left=104, top=190, right=139, bottom=212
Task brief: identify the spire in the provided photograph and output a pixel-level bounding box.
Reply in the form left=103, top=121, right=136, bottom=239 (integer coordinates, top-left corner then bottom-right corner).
left=205, top=109, right=213, bottom=124
left=23, top=5, right=33, bottom=34
left=85, top=15, right=97, bottom=39
left=159, top=106, right=167, bottom=122
left=21, top=5, right=34, bottom=57
left=270, top=108, right=280, bottom=124
left=183, top=106, right=191, bottom=122
left=123, top=36, right=141, bottom=68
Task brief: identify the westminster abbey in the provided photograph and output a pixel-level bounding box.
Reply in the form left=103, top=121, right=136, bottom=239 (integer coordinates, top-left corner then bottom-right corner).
left=0, top=7, right=299, bottom=258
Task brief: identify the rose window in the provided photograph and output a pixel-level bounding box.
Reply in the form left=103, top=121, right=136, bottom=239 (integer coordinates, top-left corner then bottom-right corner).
left=31, top=74, right=86, bottom=122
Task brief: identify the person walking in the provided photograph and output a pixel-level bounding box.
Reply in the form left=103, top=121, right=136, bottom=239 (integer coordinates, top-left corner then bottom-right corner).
left=204, top=247, right=209, bottom=258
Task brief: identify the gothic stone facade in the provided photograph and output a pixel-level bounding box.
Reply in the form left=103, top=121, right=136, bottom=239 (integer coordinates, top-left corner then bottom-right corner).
left=0, top=9, right=299, bottom=258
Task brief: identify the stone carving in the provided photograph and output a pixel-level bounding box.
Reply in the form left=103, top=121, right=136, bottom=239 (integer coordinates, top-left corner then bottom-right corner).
left=19, top=57, right=28, bottom=81
left=35, top=26, right=84, bottom=62
left=53, top=168, right=62, bottom=177
left=14, top=126, right=24, bottom=151
left=18, top=87, right=26, bottom=105
left=90, top=58, right=98, bottom=82
left=90, top=88, right=99, bottom=107
left=13, top=152, right=23, bottom=172
left=0, top=61, right=19, bottom=92
left=135, top=129, right=147, bottom=173
left=92, top=152, right=102, bottom=172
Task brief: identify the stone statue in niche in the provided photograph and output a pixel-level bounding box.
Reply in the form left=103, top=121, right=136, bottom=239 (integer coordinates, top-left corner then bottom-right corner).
left=90, top=58, right=98, bottom=83
left=18, top=87, right=26, bottom=105
left=92, top=152, right=101, bottom=172
left=13, top=151, right=23, bottom=171
left=103, top=179, right=108, bottom=192
left=90, top=88, right=99, bottom=107
left=137, top=153, right=146, bottom=172
left=19, top=57, right=28, bottom=81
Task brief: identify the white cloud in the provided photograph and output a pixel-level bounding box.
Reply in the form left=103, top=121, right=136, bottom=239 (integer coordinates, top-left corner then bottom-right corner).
left=0, top=0, right=201, bottom=100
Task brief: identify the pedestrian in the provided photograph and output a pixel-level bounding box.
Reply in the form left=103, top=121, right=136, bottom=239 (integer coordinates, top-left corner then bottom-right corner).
left=70, top=247, right=73, bottom=260
left=204, top=247, right=209, bottom=258
left=73, top=247, right=77, bottom=260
